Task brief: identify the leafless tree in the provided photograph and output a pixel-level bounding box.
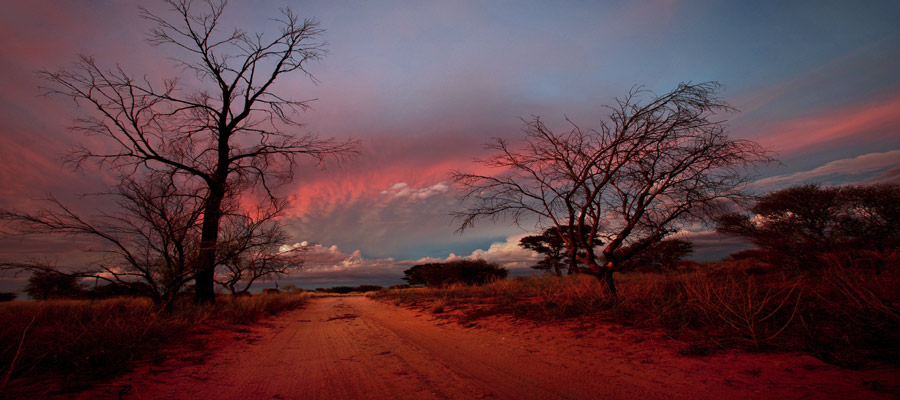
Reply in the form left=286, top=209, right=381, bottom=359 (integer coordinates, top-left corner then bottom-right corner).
left=453, top=82, right=773, bottom=294
left=37, top=0, right=358, bottom=304
left=1, top=174, right=305, bottom=308
left=1, top=175, right=202, bottom=309
left=214, top=205, right=307, bottom=295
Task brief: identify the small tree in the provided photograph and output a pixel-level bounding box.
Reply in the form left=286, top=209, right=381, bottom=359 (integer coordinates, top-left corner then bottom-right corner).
left=519, top=227, right=601, bottom=276
left=402, top=260, right=508, bottom=287
left=519, top=228, right=567, bottom=276
left=716, top=183, right=900, bottom=267
left=25, top=270, right=84, bottom=300
left=454, top=82, right=772, bottom=294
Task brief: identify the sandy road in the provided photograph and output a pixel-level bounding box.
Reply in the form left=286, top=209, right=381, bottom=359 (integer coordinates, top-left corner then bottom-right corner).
left=82, top=296, right=896, bottom=400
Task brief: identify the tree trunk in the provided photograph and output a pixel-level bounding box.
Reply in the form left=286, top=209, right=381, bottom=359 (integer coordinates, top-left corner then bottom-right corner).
left=602, top=267, right=617, bottom=296
left=194, top=187, right=225, bottom=305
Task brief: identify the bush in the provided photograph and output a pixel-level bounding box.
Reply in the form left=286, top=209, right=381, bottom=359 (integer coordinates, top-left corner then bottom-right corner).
left=717, top=183, right=900, bottom=267
left=0, top=292, right=16, bottom=302
left=402, top=259, right=508, bottom=287
left=24, top=270, right=84, bottom=300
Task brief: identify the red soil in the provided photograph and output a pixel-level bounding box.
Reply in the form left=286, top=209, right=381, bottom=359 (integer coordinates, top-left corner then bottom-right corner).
left=74, top=296, right=898, bottom=399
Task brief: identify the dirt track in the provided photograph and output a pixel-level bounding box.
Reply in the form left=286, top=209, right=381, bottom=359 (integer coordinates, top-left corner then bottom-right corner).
left=81, top=296, right=896, bottom=399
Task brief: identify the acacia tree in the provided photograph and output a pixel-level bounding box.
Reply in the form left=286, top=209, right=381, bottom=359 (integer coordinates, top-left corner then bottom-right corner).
left=519, top=226, right=600, bottom=276
left=454, top=82, right=772, bottom=294
left=37, top=0, right=358, bottom=304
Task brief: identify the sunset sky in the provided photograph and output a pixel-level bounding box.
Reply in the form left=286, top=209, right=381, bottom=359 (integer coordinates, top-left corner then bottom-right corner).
left=1, top=1, right=899, bottom=290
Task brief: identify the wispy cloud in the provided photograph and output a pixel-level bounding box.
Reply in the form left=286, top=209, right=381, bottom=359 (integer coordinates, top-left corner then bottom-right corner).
left=752, top=149, right=900, bottom=190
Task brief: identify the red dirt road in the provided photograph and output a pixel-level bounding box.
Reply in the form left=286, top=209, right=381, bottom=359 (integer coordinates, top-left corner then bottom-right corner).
left=82, top=296, right=896, bottom=399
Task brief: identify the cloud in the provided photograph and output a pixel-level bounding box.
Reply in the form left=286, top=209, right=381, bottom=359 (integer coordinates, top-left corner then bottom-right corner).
left=743, top=92, right=900, bottom=156
left=279, top=234, right=540, bottom=285
left=380, top=182, right=449, bottom=200
left=752, top=149, right=900, bottom=190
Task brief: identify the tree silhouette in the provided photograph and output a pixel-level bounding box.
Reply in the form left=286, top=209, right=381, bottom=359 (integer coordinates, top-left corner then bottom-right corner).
left=454, top=82, right=772, bottom=294
left=1, top=174, right=303, bottom=309
left=716, top=183, right=900, bottom=267
left=519, top=227, right=601, bottom=276
left=36, top=0, right=358, bottom=304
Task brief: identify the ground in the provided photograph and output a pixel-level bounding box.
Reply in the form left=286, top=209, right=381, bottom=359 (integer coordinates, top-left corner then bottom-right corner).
left=71, top=296, right=897, bottom=399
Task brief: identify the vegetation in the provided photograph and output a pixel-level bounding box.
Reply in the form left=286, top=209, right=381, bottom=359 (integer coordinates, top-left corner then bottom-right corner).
left=618, top=238, right=694, bottom=272
left=453, top=82, right=773, bottom=293
left=402, top=260, right=508, bottom=287
left=24, top=270, right=83, bottom=300
left=519, top=227, right=601, bottom=276
left=316, top=285, right=384, bottom=294
left=717, top=183, right=900, bottom=267
left=0, top=292, right=310, bottom=395
left=376, top=251, right=900, bottom=368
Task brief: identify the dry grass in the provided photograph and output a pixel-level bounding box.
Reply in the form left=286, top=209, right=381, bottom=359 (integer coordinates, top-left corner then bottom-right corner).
left=374, top=255, right=900, bottom=368
left=0, top=292, right=310, bottom=394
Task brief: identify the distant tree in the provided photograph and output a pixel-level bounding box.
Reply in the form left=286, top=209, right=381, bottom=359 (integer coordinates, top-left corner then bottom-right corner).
left=0, top=292, right=16, bottom=302
left=402, top=260, right=508, bottom=287
left=716, top=183, right=900, bottom=267
left=454, top=82, right=772, bottom=294
left=520, top=227, right=602, bottom=276
left=37, top=0, right=358, bottom=304
left=520, top=228, right=567, bottom=276
left=619, top=238, right=694, bottom=272
left=25, top=270, right=84, bottom=300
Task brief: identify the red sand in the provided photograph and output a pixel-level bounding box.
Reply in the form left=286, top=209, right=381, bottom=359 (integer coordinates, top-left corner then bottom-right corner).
left=75, top=296, right=898, bottom=399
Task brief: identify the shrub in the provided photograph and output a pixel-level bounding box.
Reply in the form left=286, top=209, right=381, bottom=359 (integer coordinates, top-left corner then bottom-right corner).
left=24, top=270, right=84, bottom=300
left=402, top=259, right=508, bottom=287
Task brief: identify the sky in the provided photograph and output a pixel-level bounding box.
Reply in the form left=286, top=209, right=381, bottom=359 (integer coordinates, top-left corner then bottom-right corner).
left=1, top=0, right=899, bottom=292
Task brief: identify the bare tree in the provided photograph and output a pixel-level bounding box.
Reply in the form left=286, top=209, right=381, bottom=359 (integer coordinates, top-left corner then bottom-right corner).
left=1, top=175, right=203, bottom=309
left=453, top=82, right=773, bottom=294
left=214, top=207, right=307, bottom=295
left=37, top=0, right=358, bottom=304
left=1, top=173, right=305, bottom=308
